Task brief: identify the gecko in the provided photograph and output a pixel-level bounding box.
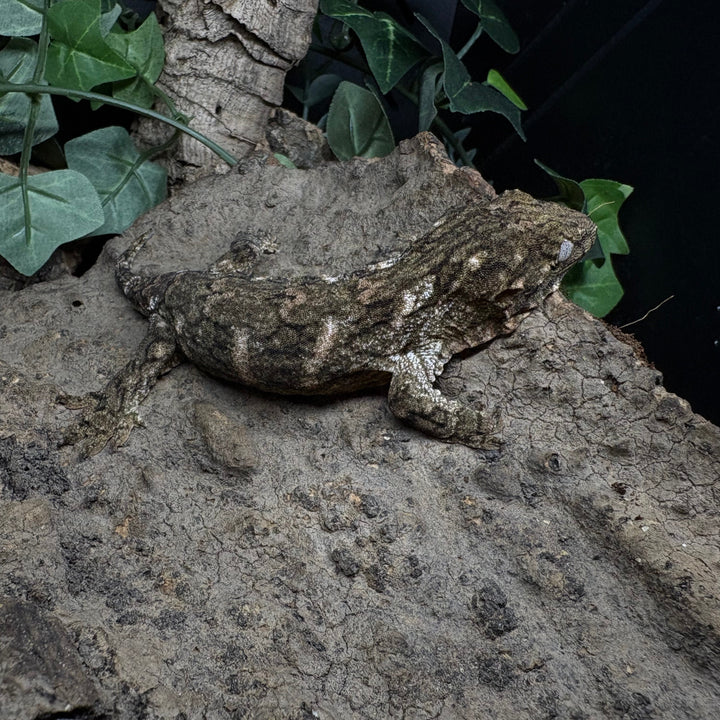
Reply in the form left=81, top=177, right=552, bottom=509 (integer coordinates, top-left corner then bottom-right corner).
left=59, top=189, right=596, bottom=456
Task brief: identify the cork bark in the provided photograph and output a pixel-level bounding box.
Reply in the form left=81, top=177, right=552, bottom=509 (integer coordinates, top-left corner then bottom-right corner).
left=134, top=0, right=318, bottom=182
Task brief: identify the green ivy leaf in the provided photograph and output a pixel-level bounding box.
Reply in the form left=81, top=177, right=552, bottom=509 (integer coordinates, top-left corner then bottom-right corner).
left=65, top=126, right=167, bottom=236
left=46, top=0, right=135, bottom=92
left=288, top=73, right=343, bottom=107
left=0, top=0, right=45, bottom=37
left=326, top=81, right=394, bottom=160
left=0, top=170, right=104, bottom=276
left=418, top=62, right=443, bottom=131
left=106, top=12, right=165, bottom=109
left=562, top=256, right=624, bottom=318
left=320, top=0, right=426, bottom=94
left=416, top=14, right=524, bottom=139
left=535, top=160, right=586, bottom=212
left=306, top=73, right=344, bottom=106
left=460, top=0, right=520, bottom=53
left=0, top=38, right=59, bottom=154
left=99, top=3, right=122, bottom=36
left=580, top=178, right=633, bottom=256
left=486, top=69, right=526, bottom=110
left=273, top=153, right=297, bottom=169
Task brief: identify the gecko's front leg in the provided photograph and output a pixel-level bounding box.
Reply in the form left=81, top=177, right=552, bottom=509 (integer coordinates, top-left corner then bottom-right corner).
left=387, top=352, right=501, bottom=449
left=58, top=315, right=182, bottom=457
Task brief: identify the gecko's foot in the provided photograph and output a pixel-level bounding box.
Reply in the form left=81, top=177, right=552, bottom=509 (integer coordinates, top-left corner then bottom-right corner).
left=388, top=369, right=504, bottom=450
left=55, top=319, right=180, bottom=458
left=208, top=234, right=262, bottom=276
left=56, top=392, right=142, bottom=458
left=451, top=402, right=503, bottom=450
left=56, top=390, right=101, bottom=411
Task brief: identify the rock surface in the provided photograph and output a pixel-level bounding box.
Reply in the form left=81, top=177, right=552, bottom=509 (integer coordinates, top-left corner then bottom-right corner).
left=1, top=134, right=719, bottom=719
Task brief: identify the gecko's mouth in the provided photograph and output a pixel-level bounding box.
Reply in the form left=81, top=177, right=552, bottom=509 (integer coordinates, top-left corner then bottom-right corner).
left=494, top=287, right=523, bottom=305
left=495, top=277, right=561, bottom=316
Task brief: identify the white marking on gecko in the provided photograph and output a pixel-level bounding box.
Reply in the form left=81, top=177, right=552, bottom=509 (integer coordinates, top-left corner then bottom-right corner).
left=232, top=329, right=250, bottom=370
left=303, top=316, right=339, bottom=375
left=401, top=279, right=435, bottom=315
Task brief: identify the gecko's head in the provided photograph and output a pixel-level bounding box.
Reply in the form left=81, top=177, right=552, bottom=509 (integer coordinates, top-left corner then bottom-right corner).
left=453, top=189, right=597, bottom=311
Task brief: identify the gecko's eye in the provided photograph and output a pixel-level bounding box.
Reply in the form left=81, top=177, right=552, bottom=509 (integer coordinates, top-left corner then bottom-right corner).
left=557, top=240, right=574, bottom=263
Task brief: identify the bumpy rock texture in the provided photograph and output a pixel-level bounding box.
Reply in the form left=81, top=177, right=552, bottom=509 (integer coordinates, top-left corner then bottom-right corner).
left=1, top=134, right=719, bottom=719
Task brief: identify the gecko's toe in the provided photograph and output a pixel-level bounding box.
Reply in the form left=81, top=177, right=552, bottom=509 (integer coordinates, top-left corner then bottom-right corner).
left=56, top=391, right=101, bottom=411
left=57, top=406, right=141, bottom=458
left=455, top=402, right=503, bottom=449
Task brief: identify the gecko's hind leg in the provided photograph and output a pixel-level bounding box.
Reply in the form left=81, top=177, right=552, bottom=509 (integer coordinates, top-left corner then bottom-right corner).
left=208, top=232, right=265, bottom=276
left=58, top=316, right=182, bottom=457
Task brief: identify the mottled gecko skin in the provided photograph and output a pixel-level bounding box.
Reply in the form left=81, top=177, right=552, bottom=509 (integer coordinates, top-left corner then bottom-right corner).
left=61, top=190, right=596, bottom=455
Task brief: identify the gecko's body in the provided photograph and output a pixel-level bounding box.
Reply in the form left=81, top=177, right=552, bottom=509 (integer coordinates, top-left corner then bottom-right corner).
left=62, top=190, right=596, bottom=455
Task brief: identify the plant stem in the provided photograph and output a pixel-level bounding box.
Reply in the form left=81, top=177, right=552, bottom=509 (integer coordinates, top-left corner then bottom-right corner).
left=456, top=22, right=483, bottom=60
left=18, top=0, right=52, bottom=243
left=100, top=129, right=182, bottom=210
left=309, top=43, right=370, bottom=76
left=149, top=84, right=187, bottom=124
left=0, top=82, right=238, bottom=166
left=430, top=114, right=476, bottom=169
